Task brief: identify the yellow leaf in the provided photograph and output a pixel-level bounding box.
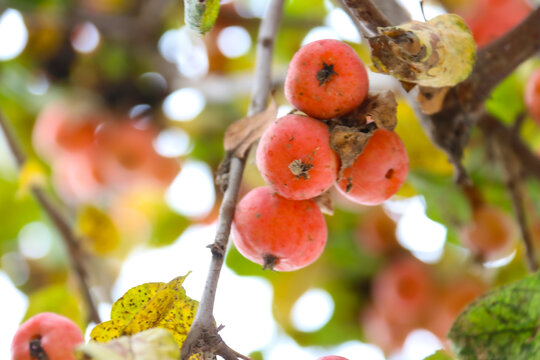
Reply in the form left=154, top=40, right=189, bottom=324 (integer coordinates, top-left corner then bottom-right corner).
left=90, top=274, right=198, bottom=349
left=76, top=205, right=120, bottom=254
left=17, top=159, right=47, bottom=196
left=394, top=101, right=453, bottom=175
left=369, top=14, right=476, bottom=87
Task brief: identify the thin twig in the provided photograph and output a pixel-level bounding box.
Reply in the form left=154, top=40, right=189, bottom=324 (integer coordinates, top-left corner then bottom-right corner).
left=0, top=111, right=101, bottom=324
left=480, top=114, right=538, bottom=271
left=478, top=115, right=540, bottom=183
left=180, top=0, right=285, bottom=359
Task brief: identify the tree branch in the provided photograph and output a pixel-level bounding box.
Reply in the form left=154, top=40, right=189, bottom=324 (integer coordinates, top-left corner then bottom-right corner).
left=180, top=0, right=285, bottom=359
left=0, top=112, right=101, bottom=324
left=479, top=114, right=538, bottom=272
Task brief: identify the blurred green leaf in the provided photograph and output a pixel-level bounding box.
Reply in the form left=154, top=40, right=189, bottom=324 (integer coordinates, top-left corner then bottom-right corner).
left=424, top=350, right=454, bottom=360
left=184, top=0, right=220, bottom=35
left=24, top=283, right=85, bottom=329
left=449, top=271, right=540, bottom=359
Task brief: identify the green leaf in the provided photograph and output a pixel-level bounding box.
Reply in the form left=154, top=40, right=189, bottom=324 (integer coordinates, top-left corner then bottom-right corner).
left=369, top=14, right=476, bottom=87
left=424, top=350, right=454, bottom=360
left=449, top=272, right=540, bottom=359
left=77, top=328, right=180, bottom=360
left=184, top=0, right=220, bottom=35
left=24, top=284, right=85, bottom=330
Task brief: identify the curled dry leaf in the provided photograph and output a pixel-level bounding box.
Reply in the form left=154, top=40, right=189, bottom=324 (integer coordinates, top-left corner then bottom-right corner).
left=223, top=99, right=278, bottom=158
left=417, top=86, right=451, bottom=115
left=314, top=190, right=334, bottom=215
left=76, top=328, right=181, bottom=360
left=330, top=125, right=374, bottom=177
left=369, top=14, right=476, bottom=87
left=361, top=91, right=398, bottom=131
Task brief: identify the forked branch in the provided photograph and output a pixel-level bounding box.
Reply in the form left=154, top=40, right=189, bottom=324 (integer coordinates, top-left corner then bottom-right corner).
left=179, top=0, right=286, bottom=359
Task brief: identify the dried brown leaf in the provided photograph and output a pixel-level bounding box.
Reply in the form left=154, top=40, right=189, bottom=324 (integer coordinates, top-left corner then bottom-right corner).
left=363, top=91, right=398, bottom=130
left=417, top=86, right=451, bottom=115
left=224, top=99, right=278, bottom=158
left=330, top=125, right=374, bottom=176
left=314, top=191, right=334, bottom=215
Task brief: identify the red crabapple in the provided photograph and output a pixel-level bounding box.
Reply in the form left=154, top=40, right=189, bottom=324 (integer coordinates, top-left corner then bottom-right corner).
left=11, top=312, right=83, bottom=360
left=232, top=186, right=327, bottom=271
left=317, top=357, right=349, bottom=360
left=336, top=128, right=409, bottom=205
left=372, top=257, right=434, bottom=325
left=525, top=68, right=540, bottom=124
left=461, top=0, right=531, bottom=47
left=285, top=39, right=369, bottom=119
left=460, top=205, right=517, bottom=262
left=256, top=114, right=339, bottom=200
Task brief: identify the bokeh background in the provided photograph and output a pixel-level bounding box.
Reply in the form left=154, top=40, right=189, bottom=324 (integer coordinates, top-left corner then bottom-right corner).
left=1, top=0, right=540, bottom=359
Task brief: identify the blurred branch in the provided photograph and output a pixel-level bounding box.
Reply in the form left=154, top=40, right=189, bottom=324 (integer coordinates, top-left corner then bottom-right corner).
left=477, top=115, right=540, bottom=183
left=480, top=113, right=538, bottom=272
left=179, top=0, right=285, bottom=359
left=0, top=112, right=101, bottom=324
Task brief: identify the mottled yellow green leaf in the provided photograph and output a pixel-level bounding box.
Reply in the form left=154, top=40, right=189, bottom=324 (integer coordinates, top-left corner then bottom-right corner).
left=77, top=328, right=180, bottom=360
left=90, top=274, right=198, bottom=348
left=76, top=205, right=120, bottom=254
left=17, top=159, right=46, bottom=196
left=369, top=14, right=476, bottom=87
left=184, top=0, right=220, bottom=35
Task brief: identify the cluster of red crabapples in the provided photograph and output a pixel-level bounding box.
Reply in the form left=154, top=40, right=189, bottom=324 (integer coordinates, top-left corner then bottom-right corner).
left=32, top=102, right=179, bottom=204
left=233, top=39, right=409, bottom=272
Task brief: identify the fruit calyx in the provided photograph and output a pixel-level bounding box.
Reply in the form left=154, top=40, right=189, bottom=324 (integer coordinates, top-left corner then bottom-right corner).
left=30, top=338, right=49, bottom=360
left=288, top=159, right=313, bottom=179
left=316, top=62, right=338, bottom=86
left=262, top=253, right=280, bottom=270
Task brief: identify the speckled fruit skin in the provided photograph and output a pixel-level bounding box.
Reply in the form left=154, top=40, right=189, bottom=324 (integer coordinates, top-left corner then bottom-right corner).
left=11, top=312, right=84, bottom=360
left=256, top=114, right=339, bottom=200
left=284, top=39, right=369, bottom=119
left=525, top=68, right=540, bottom=125
left=460, top=205, right=517, bottom=262
left=336, top=128, right=409, bottom=205
left=232, top=186, right=327, bottom=271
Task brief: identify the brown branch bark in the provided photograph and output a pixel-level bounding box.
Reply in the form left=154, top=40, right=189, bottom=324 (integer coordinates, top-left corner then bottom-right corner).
left=0, top=112, right=101, bottom=324
left=179, top=0, right=286, bottom=359
left=479, top=114, right=538, bottom=272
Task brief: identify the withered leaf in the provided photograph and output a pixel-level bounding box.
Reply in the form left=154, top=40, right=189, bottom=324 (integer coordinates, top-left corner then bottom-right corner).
left=417, top=86, right=451, bottom=115
left=330, top=125, right=374, bottom=176
left=224, top=99, right=278, bottom=158
left=314, top=190, right=334, bottom=215
left=369, top=14, right=475, bottom=87
left=362, top=91, right=398, bottom=131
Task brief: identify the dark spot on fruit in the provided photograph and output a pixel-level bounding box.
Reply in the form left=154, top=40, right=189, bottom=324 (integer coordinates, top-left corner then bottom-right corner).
left=385, top=168, right=395, bottom=179
left=262, top=253, right=280, bottom=270
left=316, top=62, right=338, bottom=86
left=29, top=338, right=48, bottom=360
left=346, top=177, right=353, bottom=192
left=256, top=213, right=261, bottom=218
left=289, top=159, right=313, bottom=180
